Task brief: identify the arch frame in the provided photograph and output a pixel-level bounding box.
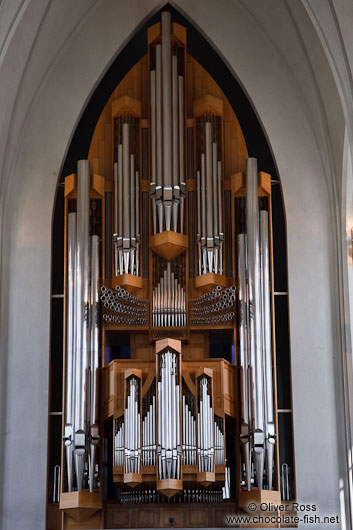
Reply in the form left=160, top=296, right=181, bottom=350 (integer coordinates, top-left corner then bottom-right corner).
left=0, top=1, right=347, bottom=528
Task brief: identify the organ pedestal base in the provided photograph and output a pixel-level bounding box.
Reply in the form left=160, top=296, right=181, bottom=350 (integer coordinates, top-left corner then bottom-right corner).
left=194, top=273, right=227, bottom=292
left=124, top=473, right=143, bottom=487
left=157, top=478, right=183, bottom=498
left=59, top=491, right=102, bottom=522
left=150, top=231, right=188, bottom=260
left=111, top=274, right=143, bottom=293
left=197, top=471, right=215, bottom=486
left=238, top=488, right=281, bottom=512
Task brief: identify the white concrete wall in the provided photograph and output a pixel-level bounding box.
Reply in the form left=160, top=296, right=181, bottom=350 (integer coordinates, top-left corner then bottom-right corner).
left=0, top=0, right=352, bottom=528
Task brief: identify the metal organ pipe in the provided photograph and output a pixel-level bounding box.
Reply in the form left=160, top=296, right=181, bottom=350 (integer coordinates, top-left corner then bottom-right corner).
left=197, top=377, right=214, bottom=473
left=63, top=160, right=100, bottom=493
left=217, top=161, right=224, bottom=275
left=172, top=54, right=179, bottom=190
left=114, top=419, right=124, bottom=467
left=155, top=44, right=163, bottom=233
left=182, top=392, right=196, bottom=466
left=260, top=210, right=275, bottom=490
left=142, top=394, right=156, bottom=466
left=205, top=123, right=213, bottom=262
left=197, top=170, right=202, bottom=276
left=136, top=170, right=140, bottom=277
left=162, top=11, right=172, bottom=189
left=113, top=164, right=119, bottom=276
left=152, top=263, right=186, bottom=327
left=150, top=69, right=157, bottom=235
left=197, top=122, right=223, bottom=275
left=125, top=377, right=141, bottom=474
left=157, top=351, right=181, bottom=480
left=237, top=159, right=276, bottom=492
left=123, top=123, right=130, bottom=243
left=89, top=235, right=100, bottom=492
left=201, top=154, right=206, bottom=274
left=237, top=233, right=251, bottom=491
left=178, top=75, right=185, bottom=234
left=74, top=160, right=90, bottom=492
left=245, top=157, right=265, bottom=490
left=64, top=213, right=77, bottom=492
left=214, top=417, right=224, bottom=466
left=150, top=12, right=186, bottom=233
left=113, top=121, right=140, bottom=277
left=117, top=145, right=123, bottom=275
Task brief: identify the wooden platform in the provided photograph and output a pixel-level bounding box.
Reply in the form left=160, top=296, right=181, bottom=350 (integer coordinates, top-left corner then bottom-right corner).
left=105, top=501, right=237, bottom=528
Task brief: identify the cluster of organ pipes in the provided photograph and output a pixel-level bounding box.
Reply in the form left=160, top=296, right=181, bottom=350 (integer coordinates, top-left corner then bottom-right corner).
left=197, top=377, right=214, bottom=473
left=196, top=120, right=223, bottom=275
left=125, top=377, right=141, bottom=473
left=64, top=160, right=100, bottom=493
left=150, top=11, right=186, bottom=234
left=114, top=418, right=124, bottom=466
left=157, top=351, right=182, bottom=480
left=190, top=285, right=236, bottom=325
left=112, top=352, right=230, bottom=493
left=142, top=391, right=156, bottom=466
left=113, top=119, right=140, bottom=276
left=152, top=262, right=186, bottom=327
left=214, top=416, right=225, bottom=466
left=182, top=390, right=197, bottom=465
left=119, top=489, right=227, bottom=504
left=101, top=285, right=148, bottom=326
left=237, top=157, right=276, bottom=491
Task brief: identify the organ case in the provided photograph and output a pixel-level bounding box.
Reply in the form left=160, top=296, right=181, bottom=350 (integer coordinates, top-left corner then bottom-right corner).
left=54, top=9, right=290, bottom=530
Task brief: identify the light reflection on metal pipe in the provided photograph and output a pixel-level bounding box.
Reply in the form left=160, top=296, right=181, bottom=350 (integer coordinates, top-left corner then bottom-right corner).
left=74, top=159, right=90, bottom=492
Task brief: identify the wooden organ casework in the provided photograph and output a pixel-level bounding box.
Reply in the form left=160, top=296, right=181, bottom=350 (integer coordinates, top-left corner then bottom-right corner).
left=50, top=10, right=295, bottom=530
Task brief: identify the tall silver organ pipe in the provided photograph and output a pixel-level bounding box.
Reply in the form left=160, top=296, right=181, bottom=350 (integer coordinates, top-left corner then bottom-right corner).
left=63, top=160, right=100, bottom=493
left=197, top=121, right=223, bottom=275
left=150, top=12, right=186, bottom=234
left=125, top=377, right=141, bottom=474
left=237, top=234, right=251, bottom=491
left=157, top=351, right=181, bottom=480
left=237, top=158, right=276, bottom=491
left=64, top=213, right=77, bottom=492
left=260, top=210, right=275, bottom=490
left=246, top=157, right=265, bottom=490
left=197, top=377, right=214, bottom=473
left=74, top=159, right=90, bottom=492
left=150, top=69, right=157, bottom=235
left=113, top=122, right=140, bottom=276
left=142, top=394, right=156, bottom=466
left=152, top=262, right=186, bottom=327
left=89, top=235, right=100, bottom=492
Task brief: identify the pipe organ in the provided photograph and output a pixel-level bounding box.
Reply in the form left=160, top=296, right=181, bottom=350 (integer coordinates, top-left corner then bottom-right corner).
left=56, top=9, right=292, bottom=530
